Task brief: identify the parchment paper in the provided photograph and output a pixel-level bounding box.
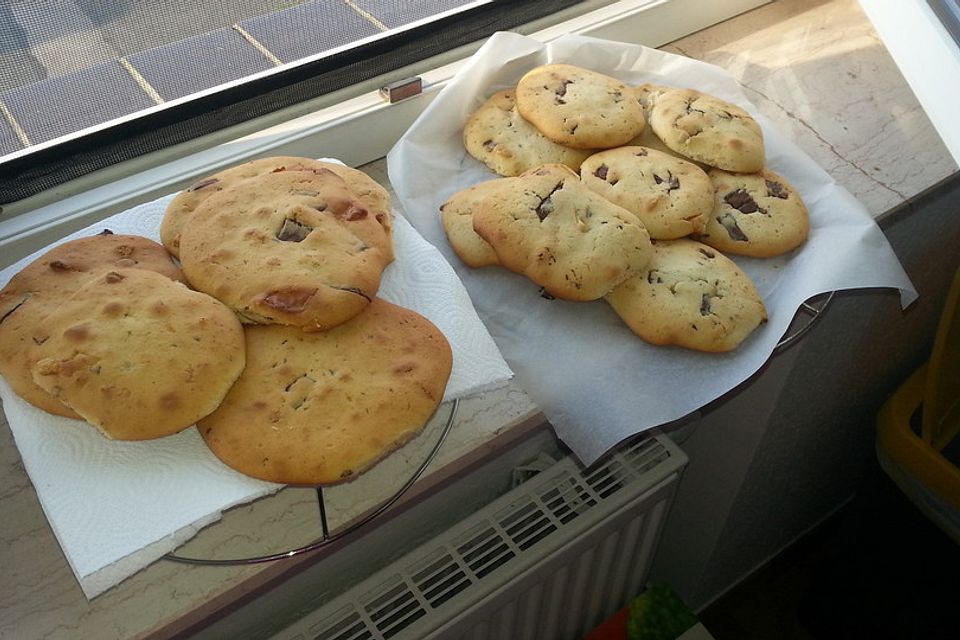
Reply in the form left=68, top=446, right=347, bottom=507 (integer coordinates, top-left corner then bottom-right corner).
left=387, top=32, right=917, bottom=466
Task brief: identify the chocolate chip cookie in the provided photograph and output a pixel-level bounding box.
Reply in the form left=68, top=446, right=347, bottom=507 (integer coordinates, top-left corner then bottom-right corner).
left=0, top=232, right=183, bottom=418
left=472, top=164, right=652, bottom=301
left=580, top=146, right=712, bottom=240
left=648, top=88, right=764, bottom=172
left=178, top=169, right=391, bottom=331
left=699, top=168, right=809, bottom=257
left=161, top=156, right=393, bottom=260
left=30, top=268, right=245, bottom=439
left=439, top=178, right=504, bottom=268
left=605, top=239, right=768, bottom=352
left=198, top=298, right=453, bottom=485
left=515, top=64, right=647, bottom=149
left=463, top=88, right=594, bottom=176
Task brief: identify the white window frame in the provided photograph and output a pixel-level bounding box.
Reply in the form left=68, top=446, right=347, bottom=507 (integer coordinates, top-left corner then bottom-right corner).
left=857, top=0, right=960, bottom=169
left=0, top=0, right=768, bottom=268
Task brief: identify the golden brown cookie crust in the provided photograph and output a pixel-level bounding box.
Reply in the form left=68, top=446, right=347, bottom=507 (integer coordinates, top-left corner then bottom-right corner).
left=30, top=269, right=245, bottom=439
left=472, top=164, right=652, bottom=301
left=463, top=89, right=594, bottom=176
left=178, top=169, right=392, bottom=331
left=580, top=146, right=712, bottom=240
left=515, top=64, right=646, bottom=149
left=198, top=298, right=453, bottom=485
left=605, top=239, right=768, bottom=352
left=0, top=232, right=183, bottom=418
left=161, top=156, right=393, bottom=260
left=440, top=179, right=504, bottom=268
left=648, top=88, right=764, bottom=172
left=699, top=168, right=809, bottom=258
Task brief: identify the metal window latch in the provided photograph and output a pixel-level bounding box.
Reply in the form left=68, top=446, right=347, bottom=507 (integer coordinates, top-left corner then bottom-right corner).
left=380, top=76, right=423, bottom=103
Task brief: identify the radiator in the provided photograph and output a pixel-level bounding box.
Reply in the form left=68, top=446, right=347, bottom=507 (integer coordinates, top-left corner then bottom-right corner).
left=272, top=433, right=688, bottom=640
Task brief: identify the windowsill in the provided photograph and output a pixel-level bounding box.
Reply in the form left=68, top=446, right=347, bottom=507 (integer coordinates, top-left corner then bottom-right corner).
left=0, top=1, right=957, bottom=639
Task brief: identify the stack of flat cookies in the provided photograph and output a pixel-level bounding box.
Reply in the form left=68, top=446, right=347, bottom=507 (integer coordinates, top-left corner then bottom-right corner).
left=452, top=63, right=811, bottom=353
left=0, top=157, right=454, bottom=486
left=0, top=231, right=246, bottom=439
left=163, top=157, right=452, bottom=485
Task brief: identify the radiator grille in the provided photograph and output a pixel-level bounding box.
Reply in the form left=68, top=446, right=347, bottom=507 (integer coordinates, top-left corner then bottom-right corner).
left=279, top=433, right=686, bottom=640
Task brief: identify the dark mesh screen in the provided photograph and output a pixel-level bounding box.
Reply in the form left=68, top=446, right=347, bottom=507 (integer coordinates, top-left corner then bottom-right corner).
left=0, top=0, right=583, bottom=204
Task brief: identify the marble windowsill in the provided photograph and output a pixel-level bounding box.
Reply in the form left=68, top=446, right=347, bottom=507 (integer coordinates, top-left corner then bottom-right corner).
left=658, top=0, right=956, bottom=217
left=0, top=1, right=956, bottom=639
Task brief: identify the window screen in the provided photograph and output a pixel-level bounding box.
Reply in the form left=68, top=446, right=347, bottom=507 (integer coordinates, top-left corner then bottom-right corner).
left=0, top=0, right=585, bottom=203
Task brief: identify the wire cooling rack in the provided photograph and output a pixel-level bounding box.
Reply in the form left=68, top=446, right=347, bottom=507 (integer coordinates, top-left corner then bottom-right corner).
left=163, top=398, right=460, bottom=565
left=775, top=291, right=835, bottom=353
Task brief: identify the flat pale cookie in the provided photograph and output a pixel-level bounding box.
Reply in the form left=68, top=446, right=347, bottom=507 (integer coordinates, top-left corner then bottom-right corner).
left=580, top=146, right=712, bottom=240
left=161, top=156, right=393, bottom=260
left=699, top=168, right=809, bottom=258
left=179, top=169, right=391, bottom=330
left=472, top=164, right=652, bottom=301
left=515, top=64, right=646, bottom=149
left=648, top=88, right=764, bottom=172
left=605, top=239, right=768, bottom=352
left=463, top=89, right=594, bottom=176
left=198, top=298, right=453, bottom=485
left=30, top=269, right=245, bottom=439
left=440, top=179, right=504, bottom=268
left=0, top=232, right=183, bottom=418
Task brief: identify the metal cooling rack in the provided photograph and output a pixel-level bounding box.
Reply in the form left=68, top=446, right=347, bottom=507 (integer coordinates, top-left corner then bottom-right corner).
left=775, top=291, right=835, bottom=353
left=163, top=398, right=459, bottom=565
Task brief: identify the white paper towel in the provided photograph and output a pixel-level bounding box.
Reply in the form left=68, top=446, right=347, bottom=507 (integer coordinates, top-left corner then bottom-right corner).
left=387, top=32, right=918, bottom=466
left=0, top=167, right=512, bottom=598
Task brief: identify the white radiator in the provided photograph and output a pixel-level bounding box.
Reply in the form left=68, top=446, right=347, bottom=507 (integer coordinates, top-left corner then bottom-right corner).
left=272, top=433, right=688, bottom=640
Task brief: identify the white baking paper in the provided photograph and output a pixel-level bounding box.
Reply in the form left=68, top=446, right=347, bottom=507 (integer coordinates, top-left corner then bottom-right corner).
left=0, top=161, right=512, bottom=599
left=387, top=32, right=917, bottom=466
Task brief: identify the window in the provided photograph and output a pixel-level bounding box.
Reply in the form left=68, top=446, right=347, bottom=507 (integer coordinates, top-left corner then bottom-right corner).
left=0, top=0, right=590, bottom=203
left=0, top=0, right=766, bottom=264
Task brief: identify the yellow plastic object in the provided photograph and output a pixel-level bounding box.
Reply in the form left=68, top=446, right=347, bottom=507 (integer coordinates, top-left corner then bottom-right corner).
left=876, top=267, right=960, bottom=543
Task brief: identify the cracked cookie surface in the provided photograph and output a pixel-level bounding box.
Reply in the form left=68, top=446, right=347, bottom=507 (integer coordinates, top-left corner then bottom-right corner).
left=463, top=89, right=594, bottom=176
left=605, top=239, right=767, bottom=352
left=198, top=298, right=452, bottom=485
left=161, top=156, right=393, bottom=260
left=29, top=268, right=244, bottom=439
left=515, top=64, right=646, bottom=149
left=699, top=168, right=809, bottom=257
left=580, top=145, right=712, bottom=240
left=0, top=232, right=183, bottom=418
left=472, top=164, right=652, bottom=301
left=648, top=88, right=764, bottom=172
left=178, top=169, right=392, bottom=331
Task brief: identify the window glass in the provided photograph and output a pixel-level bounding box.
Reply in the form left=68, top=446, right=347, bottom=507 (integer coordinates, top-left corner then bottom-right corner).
left=0, top=1, right=492, bottom=159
